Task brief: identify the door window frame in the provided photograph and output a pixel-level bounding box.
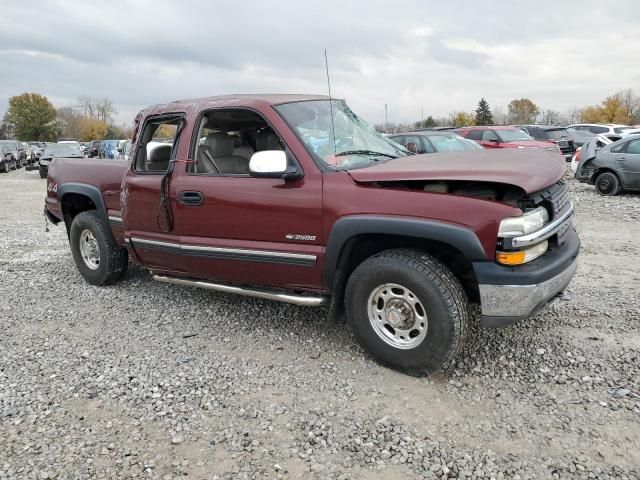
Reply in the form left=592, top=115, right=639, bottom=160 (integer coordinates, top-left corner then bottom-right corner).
left=131, top=112, right=186, bottom=176
left=187, top=106, right=303, bottom=178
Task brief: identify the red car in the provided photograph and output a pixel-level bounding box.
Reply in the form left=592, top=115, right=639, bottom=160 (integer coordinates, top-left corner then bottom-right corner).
left=44, top=94, right=578, bottom=375
left=457, top=126, right=562, bottom=154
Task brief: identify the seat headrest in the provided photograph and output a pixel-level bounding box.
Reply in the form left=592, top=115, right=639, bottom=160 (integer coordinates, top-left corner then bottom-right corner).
left=204, top=133, right=234, bottom=157
left=256, top=130, right=282, bottom=151
left=148, top=144, right=171, bottom=170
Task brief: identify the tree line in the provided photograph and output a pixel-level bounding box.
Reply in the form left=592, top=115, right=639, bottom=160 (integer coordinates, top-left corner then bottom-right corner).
left=0, top=92, right=133, bottom=141
left=375, top=89, right=640, bottom=133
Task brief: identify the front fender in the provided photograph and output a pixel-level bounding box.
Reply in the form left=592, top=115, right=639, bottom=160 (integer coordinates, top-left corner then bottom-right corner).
left=323, top=215, right=488, bottom=290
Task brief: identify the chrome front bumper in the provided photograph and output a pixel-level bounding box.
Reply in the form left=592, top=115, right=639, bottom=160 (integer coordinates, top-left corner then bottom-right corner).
left=478, top=256, right=578, bottom=327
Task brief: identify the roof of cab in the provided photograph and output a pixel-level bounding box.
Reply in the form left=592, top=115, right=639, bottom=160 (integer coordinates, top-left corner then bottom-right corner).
left=138, top=94, right=333, bottom=118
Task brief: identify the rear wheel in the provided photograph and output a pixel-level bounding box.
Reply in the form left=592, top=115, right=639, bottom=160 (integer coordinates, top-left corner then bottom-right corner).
left=0, top=162, right=8, bottom=173
left=345, top=249, right=469, bottom=375
left=595, top=171, right=620, bottom=196
left=39, top=166, right=47, bottom=178
left=69, top=210, right=128, bottom=285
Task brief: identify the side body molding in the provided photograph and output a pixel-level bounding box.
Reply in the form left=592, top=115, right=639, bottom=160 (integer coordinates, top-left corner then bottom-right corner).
left=56, top=183, right=113, bottom=241
left=323, top=215, right=488, bottom=290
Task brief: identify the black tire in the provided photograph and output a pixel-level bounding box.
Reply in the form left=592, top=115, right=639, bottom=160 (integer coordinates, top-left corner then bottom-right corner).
left=594, top=171, right=620, bottom=196
left=345, top=249, right=468, bottom=375
left=0, top=162, right=7, bottom=173
left=69, top=210, right=128, bottom=286
left=39, top=166, right=47, bottom=179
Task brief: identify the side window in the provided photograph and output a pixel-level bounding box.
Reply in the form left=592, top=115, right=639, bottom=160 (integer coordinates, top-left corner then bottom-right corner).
left=403, top=135, right=422, bottom=153
left=133, top=116, right=181, bottom=173
left=191, top=109, right=284, bottom=176
left=420, top=137, right=436, bottom=153
left=610, top=143, right=626, bottom=153
left=390, top=135, right=405, bottom=147
left=589, top=126, right=608, bottom=134
left=627, top=139, right=640, bottom=155
left=467, top=130, right=483, bottom=141
left=482, top=130, right=499, bottom=142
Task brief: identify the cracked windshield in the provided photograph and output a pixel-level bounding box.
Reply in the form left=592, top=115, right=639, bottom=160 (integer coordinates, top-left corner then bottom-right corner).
left=276, top=99, right=408, bottom=169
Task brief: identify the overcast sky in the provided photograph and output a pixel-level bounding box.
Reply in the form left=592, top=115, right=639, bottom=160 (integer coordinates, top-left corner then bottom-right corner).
left=1, top=0, right=639, bottom=127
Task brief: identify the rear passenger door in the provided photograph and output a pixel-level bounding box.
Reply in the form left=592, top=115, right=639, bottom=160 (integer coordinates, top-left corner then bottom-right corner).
left=617, top=138, right=640, bottom=188
left=122, top=114, right=186, bottom=274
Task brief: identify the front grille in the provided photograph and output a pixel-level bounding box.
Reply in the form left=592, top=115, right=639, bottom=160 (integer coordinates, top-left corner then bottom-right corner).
left=547, top=181, right=571, bottom=217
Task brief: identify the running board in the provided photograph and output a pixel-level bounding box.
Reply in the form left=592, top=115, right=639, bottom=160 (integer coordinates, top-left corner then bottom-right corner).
left=153, top=275, right=329, bottom=307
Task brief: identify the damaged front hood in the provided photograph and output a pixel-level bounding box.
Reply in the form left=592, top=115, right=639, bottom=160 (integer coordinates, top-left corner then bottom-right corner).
left=347, top=149, right=565, bottom=194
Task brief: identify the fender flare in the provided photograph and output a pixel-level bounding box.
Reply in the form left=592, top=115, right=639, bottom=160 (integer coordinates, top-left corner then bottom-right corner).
left=57, top=183, right=114, bottom=242
left=323, top=215, right=488, bottom=290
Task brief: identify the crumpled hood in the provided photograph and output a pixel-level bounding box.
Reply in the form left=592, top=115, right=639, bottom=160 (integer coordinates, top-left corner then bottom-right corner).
left=347, top=149, right=565, bottom=194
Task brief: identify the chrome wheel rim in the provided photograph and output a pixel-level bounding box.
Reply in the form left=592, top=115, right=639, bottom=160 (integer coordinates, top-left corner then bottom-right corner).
left=79, top=229, right=100, bottom=270
left=367, top=283, right=428, bottom=350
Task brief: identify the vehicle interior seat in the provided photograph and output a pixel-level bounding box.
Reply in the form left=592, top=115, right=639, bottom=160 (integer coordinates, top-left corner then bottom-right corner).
left=232, top=135, right=255, bottom=160
left=199, top=132, right=249, bottom=174
left=256, top=129, right=283, bottom=151
left=148, top=144, right=172, bottom=171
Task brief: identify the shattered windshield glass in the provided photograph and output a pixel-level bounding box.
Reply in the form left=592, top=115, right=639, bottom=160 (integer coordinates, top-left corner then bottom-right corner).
left=275, top=100, right=408, bottom=170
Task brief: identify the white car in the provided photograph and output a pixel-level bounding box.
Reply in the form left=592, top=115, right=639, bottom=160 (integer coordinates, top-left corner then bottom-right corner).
left=566, top=124, right=631, bottom=141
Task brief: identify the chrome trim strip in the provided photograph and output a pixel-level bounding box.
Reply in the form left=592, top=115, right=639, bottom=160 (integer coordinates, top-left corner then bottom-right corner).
left=479, top=257, right=578, bottom=318
left=130, top=237, right=317, bottom=263
left=108, top=216, right=123, bottom=224
left=510, top=205, right=574, bottom=248
left=153, top=275, right=329, bottom=307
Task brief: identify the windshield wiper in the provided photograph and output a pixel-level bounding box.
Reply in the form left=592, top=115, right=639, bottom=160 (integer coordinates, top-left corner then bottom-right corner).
left=335, top=150, right=397, bottom=159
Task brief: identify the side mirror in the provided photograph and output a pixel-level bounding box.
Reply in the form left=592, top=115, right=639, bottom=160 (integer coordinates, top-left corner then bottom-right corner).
left=249, top=150, right=303, bottom=180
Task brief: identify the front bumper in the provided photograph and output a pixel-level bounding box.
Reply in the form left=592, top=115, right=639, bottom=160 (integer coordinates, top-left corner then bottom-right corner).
left=473, top=228, right=580, bottom=328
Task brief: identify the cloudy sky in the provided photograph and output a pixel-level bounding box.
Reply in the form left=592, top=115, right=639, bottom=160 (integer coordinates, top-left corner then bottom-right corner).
left=1, top=0, right=639, bottom=127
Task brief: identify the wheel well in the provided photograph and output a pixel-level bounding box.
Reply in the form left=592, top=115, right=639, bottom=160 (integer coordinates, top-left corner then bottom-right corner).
left=61, top=193, right=97, bottom=234
left=591, top=167, right=618, bottom=184
left=334, top=234, right=480, bottom=303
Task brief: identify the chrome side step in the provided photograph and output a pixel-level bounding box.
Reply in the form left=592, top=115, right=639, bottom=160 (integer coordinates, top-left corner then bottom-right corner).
left=153, top=275, right=329, bottom=307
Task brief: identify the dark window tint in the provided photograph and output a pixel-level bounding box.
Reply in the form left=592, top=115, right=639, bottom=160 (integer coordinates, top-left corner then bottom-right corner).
left=546, top=128, right=570, bottom=141
left=610, top=143, right=625, bottom=153
left=467, top=130, right=484, bottom=141
left=525, top=127, right=546, bottom=140
left=589, top=126, right=608, bottom=134
left=627, top=139, right=640, bottom=155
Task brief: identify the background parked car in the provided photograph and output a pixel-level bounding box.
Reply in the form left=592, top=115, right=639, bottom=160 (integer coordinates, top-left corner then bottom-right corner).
left=0, top=144, right=17, bottom=173
left=87, top=140, right=100, bottom=157
left=575, top=134, right=640, bottom=195
left=38, top=143, right=85, bottom=178
left=388, top=131, right=483, bottom=154
left=570, top=134, right=612, bottom=173
left=99, top=139, right=120, bottom=159
left=0, top=140, right=24, bottom=169
left=455, top=126, right=562, bottom=154
left=516, top=125, right=576, bottom=161
left=566, top=123, right=631, bottom=142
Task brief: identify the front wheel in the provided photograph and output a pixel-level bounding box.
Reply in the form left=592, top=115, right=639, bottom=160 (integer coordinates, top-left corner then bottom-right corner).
left=595, top=171, right=620, bottom=196
left=69, top=210, right=128, bottom=286
left=345, top=249, right=469, bottom=375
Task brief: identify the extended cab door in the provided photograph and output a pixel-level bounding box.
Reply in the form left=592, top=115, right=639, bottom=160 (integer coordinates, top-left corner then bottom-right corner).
left=168, top=107, right=324, bottom=291
left=121, top=114, right=187, bottom=274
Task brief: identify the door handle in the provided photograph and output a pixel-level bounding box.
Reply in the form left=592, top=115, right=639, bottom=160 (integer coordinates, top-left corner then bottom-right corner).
left=618, top=156, right=627, bottom=161
left=178, top=191, right=204, bottom=206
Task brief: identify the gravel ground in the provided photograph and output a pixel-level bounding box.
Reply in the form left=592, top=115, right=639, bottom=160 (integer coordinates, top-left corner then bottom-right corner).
left=1, top=167, right=639, bottom=480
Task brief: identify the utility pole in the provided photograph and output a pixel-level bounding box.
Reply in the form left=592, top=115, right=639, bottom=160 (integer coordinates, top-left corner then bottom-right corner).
left=385, top=104, right=388, bottom=133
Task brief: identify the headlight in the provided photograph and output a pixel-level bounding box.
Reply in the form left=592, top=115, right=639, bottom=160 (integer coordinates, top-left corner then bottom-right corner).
left=498, top=207, right=549, bottom=237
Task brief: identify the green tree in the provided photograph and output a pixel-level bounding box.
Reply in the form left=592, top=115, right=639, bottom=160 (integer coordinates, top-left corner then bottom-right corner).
left=507, top=98, right=539, bottom=124
left=474, top=98, right=494, bottom=126
left=3, top=93, right=57, bottom=141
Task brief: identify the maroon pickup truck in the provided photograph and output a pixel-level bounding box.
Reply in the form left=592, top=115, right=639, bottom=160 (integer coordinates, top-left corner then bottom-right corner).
left=44, top=94, right=579, bottom=375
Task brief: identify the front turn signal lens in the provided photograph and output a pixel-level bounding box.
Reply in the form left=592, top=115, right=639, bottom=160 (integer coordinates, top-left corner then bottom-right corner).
left=497, top=240, right=548, bottom=265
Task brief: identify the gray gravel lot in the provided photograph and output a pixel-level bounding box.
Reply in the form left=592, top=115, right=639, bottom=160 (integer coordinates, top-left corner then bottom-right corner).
left=1, top=167, right=639, bottom=479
